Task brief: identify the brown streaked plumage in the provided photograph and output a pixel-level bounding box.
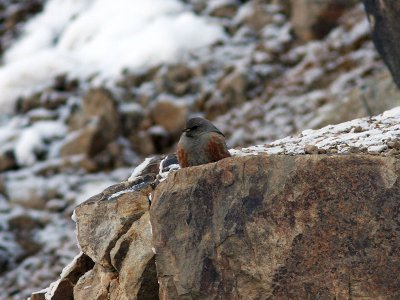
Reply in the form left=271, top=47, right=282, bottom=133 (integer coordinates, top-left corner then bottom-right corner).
left=177, top=117, right=230, bottom=168
left=177, top=143, right=189, bottom=168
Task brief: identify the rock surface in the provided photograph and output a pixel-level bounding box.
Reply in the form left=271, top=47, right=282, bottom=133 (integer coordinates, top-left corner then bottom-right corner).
left=29, top=107, right=400, bottom=300
left=151, top=154, right=400, bottom=298
left=363, top=0, right=400, bottom=88
left=30, top=163, right=161, bottom=300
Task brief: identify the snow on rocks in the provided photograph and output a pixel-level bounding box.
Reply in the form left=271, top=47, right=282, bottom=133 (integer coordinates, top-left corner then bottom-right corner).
left=232, top=107, right=400, bottom=157
left=14, top=121, right=67, bottom=166
left=157, top=154, right=180, bottom=183
left=0, top=0, right=224, bottom=114
left=128, top=157, right=154, bottom=182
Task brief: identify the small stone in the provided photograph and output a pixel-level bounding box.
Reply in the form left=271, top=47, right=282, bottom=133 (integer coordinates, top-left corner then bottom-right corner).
left=367, top=145, right=388, bottom=154
left=208, top=1, right=238, bottom=18
left=385, top=149, right=399, bottom=157
left=304, top=144, right=319, bottom=154
left=387, top=140, right=400, bottom=150
left=0, top=150, right=16, bottom=172
left=349, top=146, right=360, bottom=153
left=353, top=126, right=364, bottom=133
left=29, top=291, right=46, bottom=300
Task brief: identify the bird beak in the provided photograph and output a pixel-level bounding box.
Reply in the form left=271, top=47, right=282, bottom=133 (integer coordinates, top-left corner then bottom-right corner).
left=183, top=128, right=190, bottom=132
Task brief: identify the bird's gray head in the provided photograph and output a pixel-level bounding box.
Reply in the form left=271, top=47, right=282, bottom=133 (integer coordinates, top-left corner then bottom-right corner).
left=182, top=117, right=224, bottom=138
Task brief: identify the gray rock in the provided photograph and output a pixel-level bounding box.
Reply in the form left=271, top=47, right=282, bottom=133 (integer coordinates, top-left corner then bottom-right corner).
left=363, top=0, right=400, bottom=88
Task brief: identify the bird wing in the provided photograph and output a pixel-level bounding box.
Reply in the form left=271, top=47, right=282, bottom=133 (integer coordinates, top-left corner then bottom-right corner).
left=206, top=133, right=231, bottom=162
left=177, top=143, right=189, bottom=168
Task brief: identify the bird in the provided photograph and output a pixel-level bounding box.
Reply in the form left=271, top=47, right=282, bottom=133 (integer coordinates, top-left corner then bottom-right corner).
left=177, top=117, right=231, bottom=168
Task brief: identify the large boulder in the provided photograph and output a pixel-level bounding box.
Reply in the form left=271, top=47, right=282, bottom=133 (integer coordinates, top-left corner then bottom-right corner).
left=363, top=0, right=400, bottom=89
left=61, top=88, right=120, bottom=158
left=32, top=169, right=160, bottom=300
left=151, top=154, right=400, bottom=298
left=30, top=108, right=400, bottom=299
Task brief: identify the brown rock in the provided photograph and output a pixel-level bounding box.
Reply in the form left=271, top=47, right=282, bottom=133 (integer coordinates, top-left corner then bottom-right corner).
left=8, top=215, right=44, bottom=260
left=235, top=1, right=274, bottom=31
left=206, top=70, right=247, bottom=119
left=208, top=1, right=238, bottom=18
left=83, top=89, right=119, bottom=130
left=304, top=144, right=319, bottom=154
left=0, top=150, right=16, bottom=172
left=16, top=93, right=41, bottom=113
left=151, top=155, right=400, bottom=299
left=156, top=64, right=195, bottom=96
left=118, top=66, right=160, bottom=88
left=120, top=104, right=145, bottom=137
left=17, top=91, right=68, bottom=113
left=82, top=88, right=120, bottom=143
left=36, top=253, right=95, bottom=300
left=62, top=88, right=120, bottom=158
left=29, top=291, right=46, bottom=300
left=290, top=0, right=357, bottom=41
left=35, top=169, right=160, bottom=300
left=150, top=100, right=187, bottom=133
left=109, top=212, right=158, bottom=300
left=71, top=176, right=158, bottom=300
left=129, top=130, right=156, bottom=156
left=74, top=183, right=150, bottom=268
left=60, top=124, right=100, bottom=157
left=35, top=253, right=94, bottom=300
left=74, top=264, right=117, bottom=300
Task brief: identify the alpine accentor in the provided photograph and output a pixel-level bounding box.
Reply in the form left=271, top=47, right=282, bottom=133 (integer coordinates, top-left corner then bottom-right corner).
left=177, top=117, right=231, bottom=168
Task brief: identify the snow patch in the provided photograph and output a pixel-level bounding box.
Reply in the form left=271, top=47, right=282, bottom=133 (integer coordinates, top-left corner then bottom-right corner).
left=60, top=252, right=84, bottom=279
left=157, top=155, right=180, bottom=183
left=233, top=107, right=400, bottom=156
left=14, top=121, right=67, bottom=166
left=128, top=157, right=153, bottom=182
left=0, top=0, right=224, bottom=113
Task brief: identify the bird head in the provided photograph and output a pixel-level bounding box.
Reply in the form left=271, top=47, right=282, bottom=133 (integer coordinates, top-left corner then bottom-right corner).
left=182, top=117, right=224, bottom=138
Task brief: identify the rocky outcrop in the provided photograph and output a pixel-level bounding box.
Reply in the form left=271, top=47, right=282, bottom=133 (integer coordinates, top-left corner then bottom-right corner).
left=363, top=0, right=400, bottom=88
left=31, top=108, right=400, bottom=299
left=28, top=157, right=165, bottom=300
left=151, top=155, right=400, bottom=298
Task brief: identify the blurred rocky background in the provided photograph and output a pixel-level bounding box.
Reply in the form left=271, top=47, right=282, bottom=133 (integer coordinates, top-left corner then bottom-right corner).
left=0, top=0, right=399, bottom=299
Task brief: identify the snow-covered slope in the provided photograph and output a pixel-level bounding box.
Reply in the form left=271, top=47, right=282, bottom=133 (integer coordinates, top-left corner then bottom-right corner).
left=231, top=106, right=400, bottom=157
left=0, top=0, right=223, bottom=113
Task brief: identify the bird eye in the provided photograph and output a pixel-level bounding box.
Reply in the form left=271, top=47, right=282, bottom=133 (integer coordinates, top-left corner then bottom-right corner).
left=191, top=125, right=199, bottom=130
